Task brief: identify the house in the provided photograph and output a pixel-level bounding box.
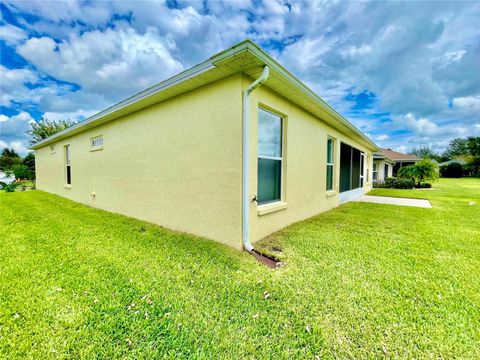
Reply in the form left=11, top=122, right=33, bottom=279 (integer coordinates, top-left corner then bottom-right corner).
left=31, top=40, right=378, bottom=251
left=375, top=148, right=420, bottom=177
left=372, top=151, right=395, bottom=183
left=438, top=159, right=466, bottom=167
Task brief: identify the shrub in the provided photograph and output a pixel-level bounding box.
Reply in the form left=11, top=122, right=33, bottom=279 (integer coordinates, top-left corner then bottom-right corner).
left=11, top=164, right=33, bottom=180
left=398, top=159, right=439, bottom=187
left=0, top=181, right=20, bottom=192
left=384, top=177, right=415, bottom=189
left=440, top=163, right=463, bottom=178
left=418, top=182, right=432, bottom=188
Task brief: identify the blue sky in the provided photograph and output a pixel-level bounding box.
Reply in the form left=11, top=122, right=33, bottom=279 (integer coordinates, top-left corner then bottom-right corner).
left=1, top=0, right=480, bottom=155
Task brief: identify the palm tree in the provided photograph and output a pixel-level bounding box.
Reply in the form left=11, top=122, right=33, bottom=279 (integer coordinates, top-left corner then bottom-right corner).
left=1, top=148, right=19, bottom=158
left=398, top=159, right=438, bottom=187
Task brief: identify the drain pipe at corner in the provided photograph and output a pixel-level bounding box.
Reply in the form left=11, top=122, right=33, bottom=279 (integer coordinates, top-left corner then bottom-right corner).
left=242, top=66, right=270, bottom=252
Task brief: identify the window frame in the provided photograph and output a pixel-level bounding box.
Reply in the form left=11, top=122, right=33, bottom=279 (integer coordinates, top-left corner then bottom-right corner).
left=360, top=152, right=365, bottom=187
left=366, top=154, right=370, bottom=183
left=372, top=162, right=378, bottom=181
left=257, top=107, right=284, bottom=206
left=64, top=145, right=71, bottom=186
left=326, top=136, right=335, bottom=192
left=90, top=135, right=104, bottom=151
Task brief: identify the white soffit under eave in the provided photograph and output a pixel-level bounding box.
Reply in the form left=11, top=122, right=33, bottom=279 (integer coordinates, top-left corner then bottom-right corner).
left=31, top=41, right=377, bottom=151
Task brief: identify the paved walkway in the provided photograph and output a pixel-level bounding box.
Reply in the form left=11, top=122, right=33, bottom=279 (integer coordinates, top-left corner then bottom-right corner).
left=354, top=195, right=432, bottom=208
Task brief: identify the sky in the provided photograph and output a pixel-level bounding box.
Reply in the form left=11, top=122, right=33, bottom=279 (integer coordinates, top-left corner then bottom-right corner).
left=1, top=0, right=479, bottom=156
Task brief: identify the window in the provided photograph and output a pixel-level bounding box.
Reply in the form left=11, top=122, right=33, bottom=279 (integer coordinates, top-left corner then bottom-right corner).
left=90, top=135, right=103, bottom=150
left=326, top=137, right=334, bottom=191
left=366, top=154, right=370, bottom=182
left=65, top=145, right=71, bottom=185
left=360, top=152, right=365, bottom=187
left=257, top=108, right=283, bottom=205
left=373, top=163, right=378, bottom=181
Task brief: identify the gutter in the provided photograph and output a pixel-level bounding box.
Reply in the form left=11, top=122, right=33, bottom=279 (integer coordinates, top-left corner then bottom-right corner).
left=212, top=41, right=378, bottom=152
left=242, top=66, right=270, bottom=252
left=31, top=40, right=377, bottom=152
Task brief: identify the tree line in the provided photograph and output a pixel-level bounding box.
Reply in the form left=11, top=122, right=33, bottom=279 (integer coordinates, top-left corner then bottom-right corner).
left=0, top=118, right=75, bottom=180
left=408, top=136, right=480, bottom=176
left=1, top=119, right=480, bottom=180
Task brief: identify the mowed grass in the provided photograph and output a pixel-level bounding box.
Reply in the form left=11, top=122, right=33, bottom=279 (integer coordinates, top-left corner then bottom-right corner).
left=1, top=178, right=479, bottom=359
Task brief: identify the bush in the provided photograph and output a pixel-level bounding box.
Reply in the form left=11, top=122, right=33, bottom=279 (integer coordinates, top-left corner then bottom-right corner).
left=11, top=164, right=33, bottom=180
left=0, top=181, right=20, bottom=192
left=398, top=159, right=439, bottom=187
left=418, top=182, right=432, bottom=188
left=440, top=163, right=463, bottom=178
left=383, top=177, right=415, bottom=189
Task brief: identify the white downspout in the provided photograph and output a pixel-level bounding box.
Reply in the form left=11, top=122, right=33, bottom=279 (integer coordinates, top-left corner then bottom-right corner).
left=242, top=66, right=270, bottom=252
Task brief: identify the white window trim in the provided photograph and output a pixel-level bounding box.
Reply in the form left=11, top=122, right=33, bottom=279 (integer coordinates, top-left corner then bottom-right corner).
left=372, top=163, right=378, bottom=181
left=366, top=154, right=371, bottom=183
left=326, top=136, right=335, bottom=192
left=64, top=145, right=71, bottom=186
left=257, top=107, right=284, bottom=207
left=360, top=152, right=365, bottom=186
left=90, top=135, right=104, bottom=151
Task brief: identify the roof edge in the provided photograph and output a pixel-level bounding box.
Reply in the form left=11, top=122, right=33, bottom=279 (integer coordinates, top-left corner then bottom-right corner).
left=30, top=58, right=215, bottom=150
left=30, top=39, right=378, bottom=152
left=211, top=40, right=378, bottom=151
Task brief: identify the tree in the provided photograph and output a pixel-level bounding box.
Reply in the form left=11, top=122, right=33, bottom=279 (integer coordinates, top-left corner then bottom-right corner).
left=467, top=136, right=480, bottom=157
left=467, top=156, right=480, bottom=177
left=11, top=164, right=32, bottom=180
left=443, top=138, right=470, bottom=159
left=0, top=148, right=22, bottom=171
left=22, top=152, right=35, bottom=179
left=27, top=118, right=76, bottom=145
left=408, top=146, right=440, bottom=160
left=2, top=148, right=19, bottom=158
left=398, top=159, right=439, bottom=186
left=440, top=163, right=463, bottom=178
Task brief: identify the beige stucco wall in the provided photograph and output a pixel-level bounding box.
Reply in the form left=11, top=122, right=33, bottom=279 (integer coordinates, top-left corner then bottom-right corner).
left=244, top=76, right=374, bottom=243
left=36, top=75, right=244, bottom=249
left=36, top=73, right=375, bottom=250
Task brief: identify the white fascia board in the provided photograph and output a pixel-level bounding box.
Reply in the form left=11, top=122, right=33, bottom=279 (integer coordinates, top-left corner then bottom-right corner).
left=212, top=41, right=379, bottom=152
left=30, top=59, right=215, bottom=150
left=31, top=39, right=378, bottom=152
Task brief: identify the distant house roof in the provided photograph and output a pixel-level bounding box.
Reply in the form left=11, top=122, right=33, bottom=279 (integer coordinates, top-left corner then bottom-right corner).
left=376, top=148, right=420, bottom=162
left=30, top=40, right=378, bottom=152
left=373, top=152, right=395, bottom=164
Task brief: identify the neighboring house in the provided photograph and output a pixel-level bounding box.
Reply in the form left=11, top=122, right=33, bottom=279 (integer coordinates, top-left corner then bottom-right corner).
left=31, top=40, right=378, bottom=251
left=438, top=159, right=466, bottom=167
left=377, top=148, right=420, bottom=176
left=372, top=151, right=395, bottom=183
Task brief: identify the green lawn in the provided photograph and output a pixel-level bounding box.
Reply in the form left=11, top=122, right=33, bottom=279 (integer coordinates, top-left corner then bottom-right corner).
left=1, top=178, right=479, bottom=359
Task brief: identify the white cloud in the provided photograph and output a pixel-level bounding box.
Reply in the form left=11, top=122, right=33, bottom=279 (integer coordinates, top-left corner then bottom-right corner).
left=1, top=0, right=480, bottom=154
left=375, top=134, right=390, bottom=141
left=453, top=96, right=480, bottom=112
left=0, top=112, right=35, bottom=156
left=17, top=27, right=184, bottom=101
left=42, top=110, right=95, bottom=122
left=4, top=0, right=112, bottom=25
left=0, top=24, right=28, bottom=46
left=0, top=65, right=37, bottom=107
left=0, top=139, right=31, bottom=155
